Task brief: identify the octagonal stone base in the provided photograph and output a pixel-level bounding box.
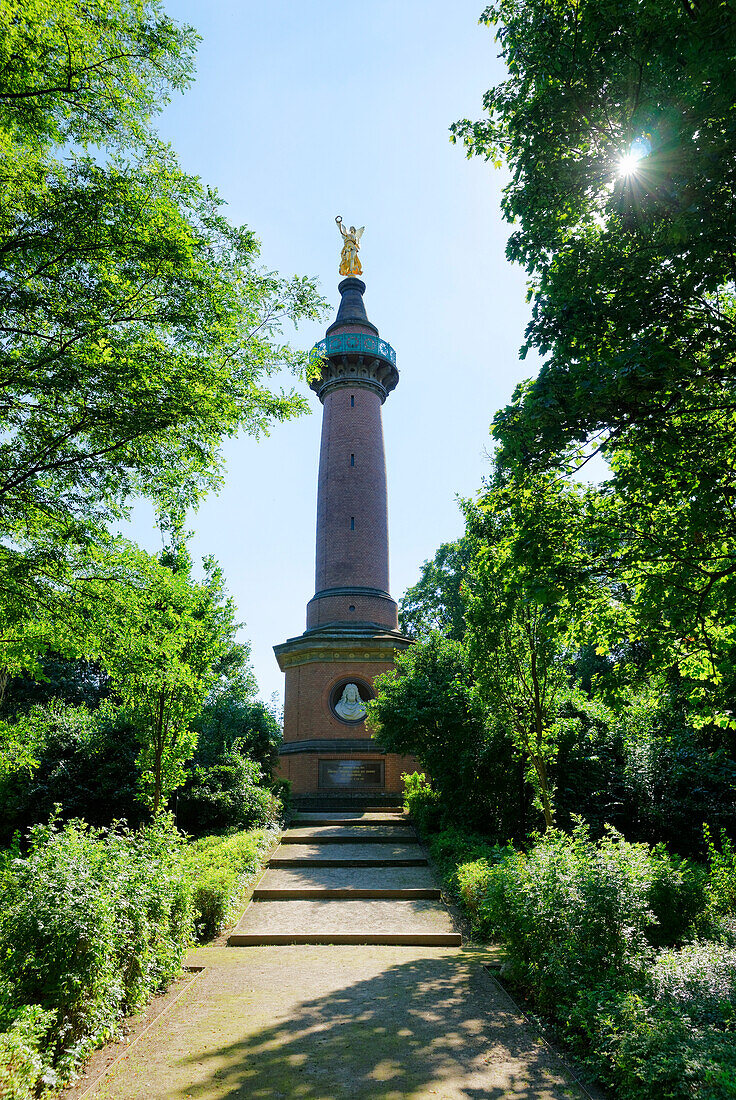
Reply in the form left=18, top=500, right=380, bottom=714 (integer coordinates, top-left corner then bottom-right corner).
left=274, top=624, right=416, bottom=796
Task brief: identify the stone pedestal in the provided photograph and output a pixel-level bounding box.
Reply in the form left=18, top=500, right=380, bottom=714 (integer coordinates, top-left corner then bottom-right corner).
left=274, top=625, right=416, bottom=800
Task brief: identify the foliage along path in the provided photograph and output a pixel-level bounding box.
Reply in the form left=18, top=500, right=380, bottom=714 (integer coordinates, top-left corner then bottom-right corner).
left=67, top=809, right=592, bottom=1099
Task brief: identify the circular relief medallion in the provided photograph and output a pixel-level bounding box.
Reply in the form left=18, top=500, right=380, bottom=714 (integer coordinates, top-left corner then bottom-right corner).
left=329, top=678, right=373, bottom=724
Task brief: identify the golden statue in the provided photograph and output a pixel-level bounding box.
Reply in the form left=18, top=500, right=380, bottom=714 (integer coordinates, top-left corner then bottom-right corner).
left=336, top=215, right=364, bottom=276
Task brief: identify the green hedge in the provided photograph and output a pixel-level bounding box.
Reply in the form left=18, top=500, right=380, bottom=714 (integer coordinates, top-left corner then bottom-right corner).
left=184, top=827, right=276, bottom=940
left=0, top=816, right=276, bottom=1098
left=0, top=816, right=191, bottom=1096
left=427, top=813, right=736, bottom=1100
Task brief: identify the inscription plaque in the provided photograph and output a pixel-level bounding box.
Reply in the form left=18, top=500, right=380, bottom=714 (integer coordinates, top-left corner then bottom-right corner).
left=318, top=759, right=384, bottom=789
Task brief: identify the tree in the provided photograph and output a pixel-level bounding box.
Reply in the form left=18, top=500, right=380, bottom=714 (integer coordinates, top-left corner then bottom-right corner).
left=453, top=0, right=736, bottom=464
left=1, top=655, right=108, bottom=717
left=0, top=153, right=321, bottom=536
left=453, top=0, right=736, bottom=723
left=94, top=539, right=232, bottom=813
left=0, top=655, right=110, bottom=787
left=0, top=0, right=325, bottom=680
left=367, top=634, right=490, bottom=826
left=398, top=539, right=472, bottom=641
left=466, top=583, right=565, bottom=829
left=194, top=697, right=282, bottom=774
left=0, top=702, right=145, bottom=843
left=0, top=0, right=196, bottom=149
left=464, top=469, right=605, bottom=828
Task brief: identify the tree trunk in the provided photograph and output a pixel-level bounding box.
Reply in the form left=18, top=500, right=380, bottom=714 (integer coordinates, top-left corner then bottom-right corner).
left=532, top=753, right=554, bottom=829
left=528, top=635, right=554, bottom=829
left=518, top=753, right=528, bottom=838
left=153, top=691, right=166, bottom=815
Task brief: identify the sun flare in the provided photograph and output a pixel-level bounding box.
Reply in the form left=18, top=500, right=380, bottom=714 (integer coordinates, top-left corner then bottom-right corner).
left=617, top=151, right=642, bottom=177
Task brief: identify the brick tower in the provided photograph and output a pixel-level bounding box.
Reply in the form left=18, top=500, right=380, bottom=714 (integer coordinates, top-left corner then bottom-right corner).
left=274, top=275, right=415, bottom=804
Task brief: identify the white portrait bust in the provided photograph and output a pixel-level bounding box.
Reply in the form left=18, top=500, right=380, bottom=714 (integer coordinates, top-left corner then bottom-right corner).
left=334, top=682, right=367, bottom=721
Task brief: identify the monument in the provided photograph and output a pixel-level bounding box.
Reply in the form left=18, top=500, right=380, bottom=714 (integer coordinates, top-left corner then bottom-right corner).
left=274, top=221, right=416, bottom=804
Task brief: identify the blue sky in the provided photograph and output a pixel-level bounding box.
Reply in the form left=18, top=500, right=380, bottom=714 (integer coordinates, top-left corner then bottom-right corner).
left=125, top=0, right=544, bottom=703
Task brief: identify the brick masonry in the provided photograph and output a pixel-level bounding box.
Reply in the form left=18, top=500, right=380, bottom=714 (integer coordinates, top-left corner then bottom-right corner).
left=315, top=386, right=388, bottom=592
left=306, top=592, right=398, bottom=631
left=283, top=659, right=392, bottom=744
left=276, top=656, right=418, bottom=794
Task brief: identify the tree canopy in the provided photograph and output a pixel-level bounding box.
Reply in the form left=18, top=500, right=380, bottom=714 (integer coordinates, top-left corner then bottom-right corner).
left=398, top=539, right=472, bottom=641
left=452, top=0, right=736, bottom=724
left=0, top=0, right=325, bottom=683
left=453, top=0, right=736, bottom=469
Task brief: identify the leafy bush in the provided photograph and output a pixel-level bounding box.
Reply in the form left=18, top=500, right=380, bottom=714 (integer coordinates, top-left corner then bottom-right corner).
left=193, top=697, right=282, bottom=773
left=177, top=750, right=281, bottom=836
left=0, top=815, right=191, bottom=1093
left=648, top=851, right=706, bottom=948
left=0, top=816, right=277, bottom=1094
left=402, top=772, right=443, bottom=834
left=449, top=822, right=736, bottom=1099
left=703, top=827, right=736, bottom=941
left=427, top=827, right=505, bottom=897
left=370, top=637, right=518, bottom=833
left=0, top=1004, right=55, bottom=1100
left=651, top=941, right=736, bottom=1026
left=402, top=774, right=511, bottom=932
left=415, top=819, right=507, bottom=934
left=477, top=822, right=698, bottom=1011
left=616, top=687, right=736, bottom=856
left=0, top=702, right=145, bottom=845
left=455, top=860, right=498, bottom=928
left=581, top=949, right=736, bottom=1100
left=185, top=827, right=276, bottom=940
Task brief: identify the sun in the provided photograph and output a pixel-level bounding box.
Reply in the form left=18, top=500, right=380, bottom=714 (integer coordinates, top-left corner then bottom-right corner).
left=617, top=151, right=642, bottom=177
left=617, top=136, right=652, bottom=178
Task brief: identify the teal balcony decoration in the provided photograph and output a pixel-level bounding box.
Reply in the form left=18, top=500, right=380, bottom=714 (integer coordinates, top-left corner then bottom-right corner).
left=309, top=332, right=397, bottom=368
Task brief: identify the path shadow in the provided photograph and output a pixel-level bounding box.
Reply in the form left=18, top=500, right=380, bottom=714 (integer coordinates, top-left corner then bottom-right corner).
left=174, top=951, right=587, bottom=1100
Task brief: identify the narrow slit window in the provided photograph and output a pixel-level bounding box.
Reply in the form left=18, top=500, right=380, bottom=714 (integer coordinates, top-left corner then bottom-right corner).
left=350, top=516, right=355, bottom=531
left=350, top=394, right=354, bottom=407
left=350, top=453, right=355, bottom=466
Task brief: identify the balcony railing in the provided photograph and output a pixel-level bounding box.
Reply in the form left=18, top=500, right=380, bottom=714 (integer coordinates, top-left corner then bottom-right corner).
left=309, top=332, right=397, bottom=367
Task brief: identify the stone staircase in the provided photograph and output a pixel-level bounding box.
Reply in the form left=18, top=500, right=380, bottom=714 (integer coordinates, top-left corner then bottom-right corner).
left=228, top=806, right=461, bottom=946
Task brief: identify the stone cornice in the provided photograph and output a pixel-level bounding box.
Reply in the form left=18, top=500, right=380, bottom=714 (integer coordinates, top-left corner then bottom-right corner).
left=279, top=738, right=382, bottom=756
left=310, top=585, right=392, bottom=601
left=274, top=623, right=412, bottom=671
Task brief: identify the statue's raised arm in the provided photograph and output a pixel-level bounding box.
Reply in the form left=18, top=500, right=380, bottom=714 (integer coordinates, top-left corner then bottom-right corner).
left=335, top=215, right=364, bottom=277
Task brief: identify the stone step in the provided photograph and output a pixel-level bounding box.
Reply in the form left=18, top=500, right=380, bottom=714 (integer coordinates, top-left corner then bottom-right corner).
left=270, top=856, right=428, bottom=868
left=291, top=795, right=403, bottom=812
left=253, top=887, right=440, bottom=899
left=293, top=813, right=409, bottom=826
left=281, top=834, right=419, bottom=845
left=253, top=866, right=440, bottom=900
left=273, top=842, right=425, bottom=864
left=284, top=825, right=416, bottom=840
left=229, top=931, right=460, bottom=945
left=258, top=865, right=439, bottom=889
left=228, top=899, right=461, bottom=947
